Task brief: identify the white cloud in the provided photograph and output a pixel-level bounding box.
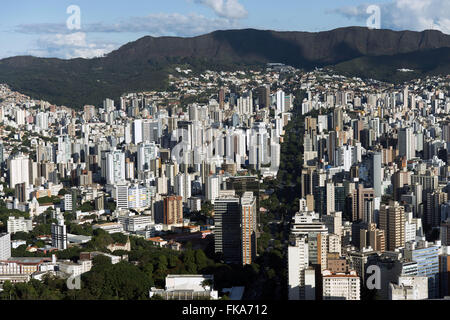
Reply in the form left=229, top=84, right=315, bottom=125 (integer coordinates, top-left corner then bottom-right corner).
left=331, top=0, right=450, bottom=34
left=16, top=12, right=241, bottom=59
left=194, top=0, right=248, bottom=19
left=15, top=13, right=239, bottom=37
left=29, top=32, right=117, bottom=59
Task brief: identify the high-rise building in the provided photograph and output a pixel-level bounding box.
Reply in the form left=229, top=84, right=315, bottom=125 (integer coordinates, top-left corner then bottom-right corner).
left=326, top=182, right=335, bottom=215
left=241, top=192, right=257, bottom=265
left=322, top=211, right=342, bottom=237
left=398, top=127, right=415, bottom=161
left=51, top=214, right=67, bottom=250
left=9, top=154, right=30, bottom=189
left=404, top=240, right=440, bottom=299
left=206, top=175, right=220, bottom=204
left=276, top=90, right=285, bottom=115
left=163, top=195, right=183, bottom=226
left=256, top=85, right=270, bottom=109
left=14, top=182, right=26, bottom=203
left=214, top=195, right=241, bottom=264
left=426, top=189, right=448, bottom=228
left=351, top=184, right=375, bottom=221
left=133, top=119, right=143, bottom=145
left=379, top=201, right=405, bottom=251
left=288, top=236, right=315, bottom=300
left=372, top=151, right=382, bottom=198
left=137, top=142, right=158, bottom=171
left=174, top=173, right=191, bottom=203
left=0, top=233, right=11, bottom=260
left=106, top=149, right=125, bottom=185
left=290, top=211, right=328, bottom=271
left=116, top=183, right=129, bottom=210
left=128, top=184, right=150, bottom=210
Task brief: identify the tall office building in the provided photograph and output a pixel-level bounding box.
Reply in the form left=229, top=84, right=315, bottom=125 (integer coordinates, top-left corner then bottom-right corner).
left=241, top=192, right=257, bottom=265
left=214, top=195, right=241, bottom=264
left=51, top=214, right=67, bottom=250
left=379, top=201, right=405, bottom=251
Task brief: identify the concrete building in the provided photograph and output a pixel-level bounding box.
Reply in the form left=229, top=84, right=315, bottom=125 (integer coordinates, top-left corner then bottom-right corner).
left=51, top=214, right=67, bottom=250
left=288, top=236, right=315, bottom=300
left=404, top=240, right=440, bottom=299
left=389, top=276, right=428, bottom=300
left=0, top=233, right=11, bottom=260
left=163, top=195, right=183, bottom=226
left=322, top=270, right=361, bottom=300
left=379, top=201, right=405, bottom=251
left=7, top=217, right=33, bottom=234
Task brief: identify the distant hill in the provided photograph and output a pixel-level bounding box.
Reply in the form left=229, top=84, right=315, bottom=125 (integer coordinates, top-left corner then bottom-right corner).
left=332, top=47, right=450, bottom=83
left=1, top=27, right=450, bottom=108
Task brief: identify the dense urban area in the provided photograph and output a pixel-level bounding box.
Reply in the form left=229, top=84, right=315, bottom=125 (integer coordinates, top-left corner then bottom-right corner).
left=0, top=63, right=449, bottom=301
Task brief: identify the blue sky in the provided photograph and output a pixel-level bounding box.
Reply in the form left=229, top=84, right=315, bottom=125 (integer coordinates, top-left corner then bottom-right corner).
left=0, top=0, right=448, bottom=59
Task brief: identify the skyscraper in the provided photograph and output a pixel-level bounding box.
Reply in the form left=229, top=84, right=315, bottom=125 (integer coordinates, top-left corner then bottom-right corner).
left=379, top=201, right=405, bottom=251
left=404, top=240, right=440, bottom=299
left=51, top=214, right=67, bottom=250
left=214, top=195, right=241, bottom=264
left=9, top=154, right=30, bottom=189
left=137, top=142, right=158, bottom=171
left=163, top=195, right=183, bottom=226
left=106, top=149, right=126, bottom=185
left=0, top=233, right=11, bottom=260
left=399, top=127, right=415, bottom=161
left=372, top=151, right=382, bottom=198
left=288, top=236, right=315, bottom=300
left=241, top=192, right=257, bottom=265
left=351, top=184, right=375, bottom=222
